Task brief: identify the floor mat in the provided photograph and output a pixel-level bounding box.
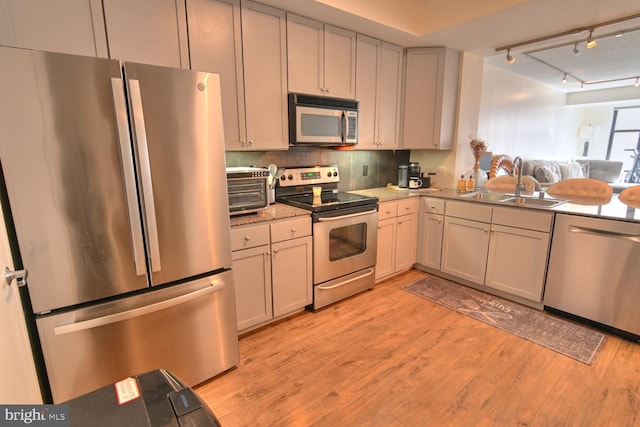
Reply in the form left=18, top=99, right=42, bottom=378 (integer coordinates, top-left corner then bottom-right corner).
left=403, top=275, right=606, bottom=365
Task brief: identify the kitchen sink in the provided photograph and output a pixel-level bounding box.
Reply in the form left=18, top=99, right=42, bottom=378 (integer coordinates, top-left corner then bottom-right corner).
left=458, top=192, right=512, bottom=202
left=500, top=196, right=566, bottom=208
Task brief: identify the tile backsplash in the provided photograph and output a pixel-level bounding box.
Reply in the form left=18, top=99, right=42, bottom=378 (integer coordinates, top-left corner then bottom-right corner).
left=226, top=148, right=410, bottom=191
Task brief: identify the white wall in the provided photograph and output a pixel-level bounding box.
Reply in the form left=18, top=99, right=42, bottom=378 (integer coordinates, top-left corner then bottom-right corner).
left=478, top=63, right=581, bottom=161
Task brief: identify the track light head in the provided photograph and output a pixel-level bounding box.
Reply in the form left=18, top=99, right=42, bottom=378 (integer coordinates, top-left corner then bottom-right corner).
left=587, top=30, right=597, bottom=48
left=635, top=77, right=639, bottom=87
left=506, top=49, right=515, bottom=64
left=562, top=74, right=567, bottom=84
left=572, top=43, right=580, bottom=55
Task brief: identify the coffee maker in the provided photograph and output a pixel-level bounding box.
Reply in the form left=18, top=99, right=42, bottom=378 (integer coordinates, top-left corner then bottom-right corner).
left=408, top=162, right=421, bottom=179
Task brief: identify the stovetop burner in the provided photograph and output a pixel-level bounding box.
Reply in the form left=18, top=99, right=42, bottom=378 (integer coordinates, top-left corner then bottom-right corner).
left=275, top=165, right=378, bottom=213
left=277, top=190, right=377, bottom=213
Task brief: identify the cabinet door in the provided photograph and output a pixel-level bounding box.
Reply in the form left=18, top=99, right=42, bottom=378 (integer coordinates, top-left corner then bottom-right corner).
left=378, top=42, right=403, bottom=149
left=0, top=0, right=107, bottom=57
left=418, top=213, right=444, bottom=270
left=286, top=14, right=323, bottom=96
left=241, top=1, right=288, bottom=150
left=375, top=217, right=396, bottom=281
left=402, top=48, right=440, bottom=149
left=485, top=225, right=550, bottom=301
left=402, top=47, right=458, bottom=150
left=355, top=34, right=379, bottom=149
left=395, top=213, right=418, bottom=271
left=232, top=245, right=272, bottom=332
left=271, top=236, right=312, bottom=317
left=324, top=24, right=356, bottom=99
left=187, top=0, right=244, bottom=149
left=103, top=0, right=189, bottom=68
left=441, top=216, right=490, bottom=285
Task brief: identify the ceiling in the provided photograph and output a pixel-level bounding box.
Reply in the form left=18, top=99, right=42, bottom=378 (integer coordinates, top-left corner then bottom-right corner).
left=257, top=0, right=640, bottom=93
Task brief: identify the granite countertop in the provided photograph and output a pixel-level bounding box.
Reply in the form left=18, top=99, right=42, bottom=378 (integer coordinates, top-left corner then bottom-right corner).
left=230, top=203, right=310, bottom=227
left=351, top=186, right=640, bottom=223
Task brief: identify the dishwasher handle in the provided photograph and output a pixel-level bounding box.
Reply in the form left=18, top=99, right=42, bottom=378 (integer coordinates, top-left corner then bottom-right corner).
left=569, top=225, right=640, bottom=243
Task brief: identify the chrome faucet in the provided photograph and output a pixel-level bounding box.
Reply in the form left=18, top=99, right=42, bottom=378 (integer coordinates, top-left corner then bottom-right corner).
left=512, top=156, right=525, bottom=197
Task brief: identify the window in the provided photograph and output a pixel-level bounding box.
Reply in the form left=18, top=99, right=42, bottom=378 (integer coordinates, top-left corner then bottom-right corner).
left=606, top=107, right=640, bottom=183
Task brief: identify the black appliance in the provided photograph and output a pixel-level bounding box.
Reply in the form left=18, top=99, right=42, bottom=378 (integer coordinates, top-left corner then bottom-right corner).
left=65, top=369, right=220, bottom=427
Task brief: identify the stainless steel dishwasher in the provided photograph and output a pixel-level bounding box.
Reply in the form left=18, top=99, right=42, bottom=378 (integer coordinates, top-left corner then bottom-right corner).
left=544, top=213, right=640, bottom=340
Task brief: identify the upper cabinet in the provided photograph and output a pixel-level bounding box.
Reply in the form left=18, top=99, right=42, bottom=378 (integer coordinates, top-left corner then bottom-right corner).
left=355, top=35, right=403, bottom=150
left=102, top=0, right=189, bottom=68
left=287, top=14, right=356, bottom=99
left=0, top=0, right=108, bottom=57
left=402, top=47, right=460, bottom=150
left=188, top=0, right=288, bottom=150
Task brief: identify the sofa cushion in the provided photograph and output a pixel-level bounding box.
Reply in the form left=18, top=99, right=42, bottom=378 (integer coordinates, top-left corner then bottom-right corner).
left=537, top=166, right=562, bottom=183
left=559, top=162, right=585, bottom=180
left=576, top=159, right=623, bottom=183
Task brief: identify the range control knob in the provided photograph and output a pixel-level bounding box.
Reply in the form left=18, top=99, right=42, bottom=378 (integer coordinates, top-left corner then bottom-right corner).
left=280, top=175, right=286, bottom=180
left=333, top=171, right=338, bottom=177
left=327, top=172, right=332, bottom=177
left=287, top=174, right=293, bottom=180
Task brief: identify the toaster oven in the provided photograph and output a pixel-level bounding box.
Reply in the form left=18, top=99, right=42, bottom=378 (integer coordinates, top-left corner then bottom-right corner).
left=226, top=167, right=269, bottom=215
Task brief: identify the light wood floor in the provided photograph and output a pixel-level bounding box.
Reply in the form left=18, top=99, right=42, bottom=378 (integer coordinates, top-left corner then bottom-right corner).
left=195, top=269, right=640, bottom=426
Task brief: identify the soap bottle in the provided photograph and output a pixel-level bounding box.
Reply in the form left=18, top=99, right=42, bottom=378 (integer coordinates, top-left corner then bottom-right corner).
left=457, top=175, right=466, bottom=192
left=466, top=174, right=475, bottom=192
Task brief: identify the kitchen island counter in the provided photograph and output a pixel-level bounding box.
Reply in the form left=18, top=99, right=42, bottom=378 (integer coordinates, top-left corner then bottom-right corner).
left=352, top=187, right=640, bottom=224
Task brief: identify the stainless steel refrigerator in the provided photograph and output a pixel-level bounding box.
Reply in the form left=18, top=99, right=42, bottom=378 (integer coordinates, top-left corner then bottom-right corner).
left=0, top=46, right=239, bottom=403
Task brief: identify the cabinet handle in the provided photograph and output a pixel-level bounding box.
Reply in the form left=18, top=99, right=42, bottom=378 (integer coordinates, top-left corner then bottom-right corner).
left=248, top=139, right=254, bottom=145
left=484, top=228, right=489, bottom=233
left=398, top=220, right=403, bottom=224
left=290, top=228, right=296, bottom=233
left=244, top=236, right=250, bottom=241
left=273, top=249, right=279, bottom=254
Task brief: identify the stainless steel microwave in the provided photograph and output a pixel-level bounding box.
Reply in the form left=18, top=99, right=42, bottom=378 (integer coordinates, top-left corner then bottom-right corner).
left=288, top=93, right=358, bottom=146
left=226, top=167, right=269, bottom=216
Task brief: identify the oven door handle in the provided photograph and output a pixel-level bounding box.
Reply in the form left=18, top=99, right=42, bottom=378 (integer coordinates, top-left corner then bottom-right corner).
left=317, top=209, right=377, bottom=222
left=317, top=268, right=374, bottom=290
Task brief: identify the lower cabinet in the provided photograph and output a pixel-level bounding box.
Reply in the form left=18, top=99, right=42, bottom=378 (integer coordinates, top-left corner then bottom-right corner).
left=485, top=207, right=552, bottom=301
left=375, top=198, right=418, bottom=281
left=417, top=197, right=445, bottom=270
left=231, top=216, right=312, bottom=333
left=439, top=200, right=552, bottom=303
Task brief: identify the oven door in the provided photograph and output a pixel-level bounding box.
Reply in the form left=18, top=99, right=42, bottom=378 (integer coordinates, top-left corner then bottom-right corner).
left=313, top=206, right=378, bottom=284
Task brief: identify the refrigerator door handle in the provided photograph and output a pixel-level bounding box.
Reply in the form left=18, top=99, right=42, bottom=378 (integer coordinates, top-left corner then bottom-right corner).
left=128, top=79, right=162, bottom=272
left=111, top=78, right=147, bottom=276
left=54, top=280, right=227, bottom=335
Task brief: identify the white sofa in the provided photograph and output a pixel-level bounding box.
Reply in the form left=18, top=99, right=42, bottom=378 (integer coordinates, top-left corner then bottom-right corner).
left=521, top=159, right=629, bottom=193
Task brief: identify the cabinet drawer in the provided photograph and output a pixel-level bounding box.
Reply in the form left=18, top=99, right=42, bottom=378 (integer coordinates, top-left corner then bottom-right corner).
left=445, top=200, right=492, bottom=223
left=271, top=216, right=311, bottom=243
left=378, top=201, right=398, bottom=220
left=397, top=197, right=418, bottom=216
left=492, top=207, right=553, bottom=232
left=231, top=224, right=270, bottom=251
left=421, top=197, right=445, bottom=214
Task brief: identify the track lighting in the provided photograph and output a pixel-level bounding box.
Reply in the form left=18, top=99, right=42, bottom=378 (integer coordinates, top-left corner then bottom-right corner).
left=580, top=82, right=585, bottom=90
left=587, top=30, right=597, bottom=48
left=562, top=74, right=567, bottom=84
left=506, top=49, right=515, bottom=64
left=635, top=78, right=640, bottom=87
left=572, top=43, right=580, bottom=55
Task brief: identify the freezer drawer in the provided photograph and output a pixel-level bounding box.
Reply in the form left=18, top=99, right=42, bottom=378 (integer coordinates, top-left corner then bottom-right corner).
left=37, top=270, right=239, bottom=403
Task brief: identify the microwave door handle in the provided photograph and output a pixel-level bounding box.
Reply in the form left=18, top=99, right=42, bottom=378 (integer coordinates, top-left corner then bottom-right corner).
left=341, top=111, right=347, bottom=142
